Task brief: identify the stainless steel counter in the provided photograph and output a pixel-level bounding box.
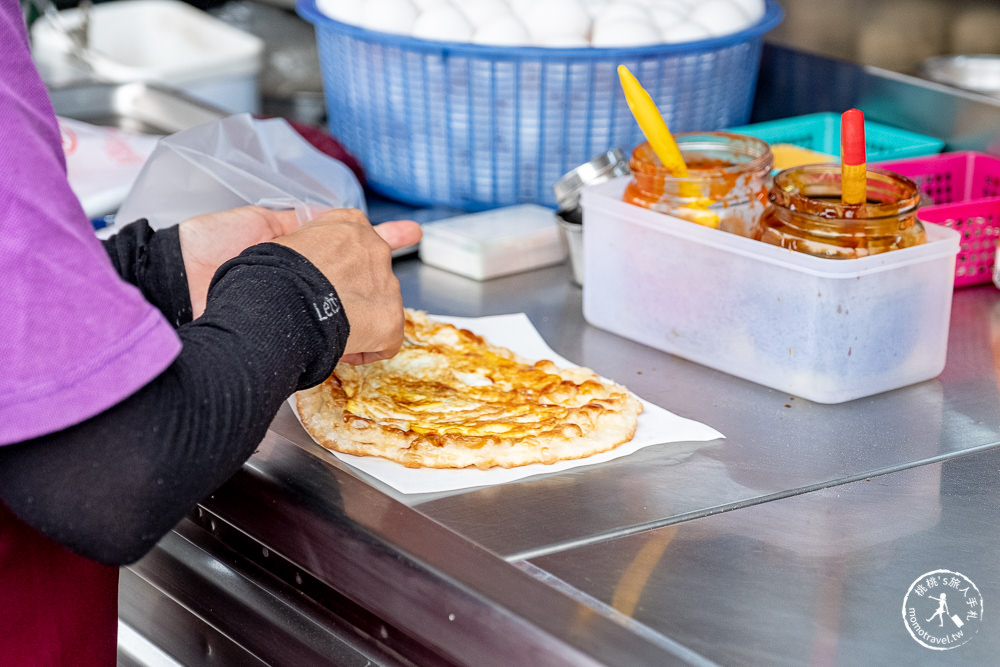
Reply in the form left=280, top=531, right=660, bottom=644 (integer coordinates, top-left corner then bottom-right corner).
left=120, top=46, right=1000, bottom=666
left=530, top=446, right=1000, bottom=665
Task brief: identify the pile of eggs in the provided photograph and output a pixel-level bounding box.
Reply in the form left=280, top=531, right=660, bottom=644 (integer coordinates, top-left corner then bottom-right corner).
left=315, top=0, right=766, bottom=47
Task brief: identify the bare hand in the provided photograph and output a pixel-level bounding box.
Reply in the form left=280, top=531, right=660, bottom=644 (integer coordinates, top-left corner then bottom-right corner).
left=272, top=210, right=422, bottom=365
left=179, top=207, right=300, bottom=318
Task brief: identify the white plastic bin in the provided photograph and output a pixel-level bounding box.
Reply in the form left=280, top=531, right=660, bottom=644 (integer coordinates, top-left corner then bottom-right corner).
left=31, top=0, right=263, bottom=114
left=581, top=178, right=960, bottom=404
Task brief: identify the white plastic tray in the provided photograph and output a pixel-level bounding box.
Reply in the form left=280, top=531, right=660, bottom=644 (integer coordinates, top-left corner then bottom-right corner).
left=32, top=0, right=263, bottom=113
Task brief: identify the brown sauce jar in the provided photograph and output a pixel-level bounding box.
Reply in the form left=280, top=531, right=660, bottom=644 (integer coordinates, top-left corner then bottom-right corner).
left=623, top=131, right=773, bottom=238
left=759, top=164, right=925, bottom=259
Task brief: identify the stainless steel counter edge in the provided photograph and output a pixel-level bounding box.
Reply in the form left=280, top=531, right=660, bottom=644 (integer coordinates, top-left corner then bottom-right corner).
left=188, top=428, right=714, bottom=666
left=121, top=515, right=432, bottom=666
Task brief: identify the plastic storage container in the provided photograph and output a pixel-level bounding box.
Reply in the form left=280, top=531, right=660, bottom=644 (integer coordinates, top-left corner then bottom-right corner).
left=297, top=0, right=783, bottom=210
left=728, top=113, right=944, bottom=165
left=31, top=0, right=264, bottom=113
left=876, top=151, right=1000, bottom=287
left=581, top=178, right=960, bottom=404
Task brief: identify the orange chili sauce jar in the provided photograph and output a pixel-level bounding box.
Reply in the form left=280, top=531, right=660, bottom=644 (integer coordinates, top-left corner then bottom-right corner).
left=623, top=131, right=773, bottom=238
left=759, top=164, right=925, bottom=259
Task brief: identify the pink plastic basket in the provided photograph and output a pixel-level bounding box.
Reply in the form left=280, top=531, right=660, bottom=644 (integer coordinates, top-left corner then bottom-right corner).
left=876, top=152, right=1000, bottom=287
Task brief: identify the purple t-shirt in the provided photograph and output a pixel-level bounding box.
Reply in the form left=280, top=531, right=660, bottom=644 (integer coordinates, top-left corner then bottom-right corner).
left=0, top=3, right=181, bottom=445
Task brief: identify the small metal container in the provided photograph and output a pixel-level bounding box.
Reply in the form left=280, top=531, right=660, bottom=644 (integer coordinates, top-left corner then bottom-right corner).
left=552, top=148, right=631, bottom=286
left=556, top=212, right=584, bottom=286
left=553, top=148, right=631, bottom=214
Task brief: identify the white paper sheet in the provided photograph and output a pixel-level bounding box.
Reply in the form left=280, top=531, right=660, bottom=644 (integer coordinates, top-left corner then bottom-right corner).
left=293, top=313, right=724, bottom=494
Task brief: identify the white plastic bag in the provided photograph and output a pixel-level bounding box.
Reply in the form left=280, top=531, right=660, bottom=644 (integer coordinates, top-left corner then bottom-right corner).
left=59, top=117, right=160, bottom=218
left=114, top=113, right=365, bottom=231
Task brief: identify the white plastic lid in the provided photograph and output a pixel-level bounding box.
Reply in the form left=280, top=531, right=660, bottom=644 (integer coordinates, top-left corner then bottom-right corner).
left=419, top=204, right=568, bottom=280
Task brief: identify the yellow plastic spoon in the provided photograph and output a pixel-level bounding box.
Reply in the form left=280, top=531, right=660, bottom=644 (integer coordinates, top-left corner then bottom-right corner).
left=840, top=108, right=867, bottom=205
left=618, top=65, right=719, bottom=228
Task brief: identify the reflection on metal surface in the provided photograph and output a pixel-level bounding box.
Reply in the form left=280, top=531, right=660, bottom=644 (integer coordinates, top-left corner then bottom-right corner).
left=612, top=526, right=678, bottom=618
left=117, top=621, right=182, bottom=667
left=518, top=561, right=720, bottom=667
left=530, top=449, right=1000, bottom=665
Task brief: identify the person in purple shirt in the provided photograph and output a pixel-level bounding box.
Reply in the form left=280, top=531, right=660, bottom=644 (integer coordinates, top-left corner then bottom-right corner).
left=0, top=2, right=421, bottom=663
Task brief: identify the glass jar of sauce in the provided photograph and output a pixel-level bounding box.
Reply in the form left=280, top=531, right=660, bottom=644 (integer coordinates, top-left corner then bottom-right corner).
left=760, top=164, right=925, bottom=259
left=623, top=131, right=773, bottom=238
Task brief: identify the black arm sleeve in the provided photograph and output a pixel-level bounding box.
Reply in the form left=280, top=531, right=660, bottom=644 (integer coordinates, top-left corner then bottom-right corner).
left=101, top=219, right=193, bottom=327
left=0, top=243, right=349, bottom=566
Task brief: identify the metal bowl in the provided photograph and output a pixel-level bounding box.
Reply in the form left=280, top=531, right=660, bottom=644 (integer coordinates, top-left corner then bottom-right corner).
left=919, top=55, right=1000, bottom=97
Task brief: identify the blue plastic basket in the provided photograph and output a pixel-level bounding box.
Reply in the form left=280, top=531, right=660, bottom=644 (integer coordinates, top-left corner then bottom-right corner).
left=298, top=0, right=784, bottom=209
left=728, top=112, right=944, bottom=163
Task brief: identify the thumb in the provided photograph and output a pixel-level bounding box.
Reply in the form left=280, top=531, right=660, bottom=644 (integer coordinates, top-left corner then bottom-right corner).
left=338, top=349, right=397, bottom=365
left=373, top=220, right=422, bottom=251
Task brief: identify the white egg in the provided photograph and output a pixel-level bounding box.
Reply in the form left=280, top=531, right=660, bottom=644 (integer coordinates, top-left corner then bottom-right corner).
left=472, top=13, right=531, bottom=44
left=653, top=0, right=692, bottom=13
left=412, top=3, right=475, bottom=40
left=649, top=3, right=687, bottom=30
left=521, top=0, right=591, bottom=42
left=456, top=0, right=512, bottom=28
left=580, top=0, right=608, bottom=19
left=508, top=0, right=536, bottom=16
left=315, top=0, right=363, bottom=24
left=591, top=16, right=662, bottom=46
left=650, top=0, right=688, bottom=10
left=538, top=33, right=591, bottom=47
left=412, top=0, right=448, bottom=9
left=728, top=0, right=765, bottom=22
left=361, top=0, right=420, bottom=34
left=689, top=0, right=752, bottom=36
left=595, top=1, right=651, bottom=23
left=661, top=19, right=711, bottom=42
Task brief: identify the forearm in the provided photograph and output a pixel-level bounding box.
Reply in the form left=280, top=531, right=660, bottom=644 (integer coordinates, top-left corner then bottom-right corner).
left=0, top=244, right=349, bottom=565
left=102, top=219, right=193, bottom=326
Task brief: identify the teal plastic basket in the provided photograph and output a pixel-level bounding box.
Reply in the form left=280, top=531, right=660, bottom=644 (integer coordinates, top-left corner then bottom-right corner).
left=728, top=112, right=944, bottom=163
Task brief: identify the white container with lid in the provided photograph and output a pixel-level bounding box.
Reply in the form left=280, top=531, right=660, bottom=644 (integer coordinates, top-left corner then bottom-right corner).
left=419, top=204, right=567, bottom=281
left=31, top=0, right=264, bottom=114
left=581, top=177, right=960, bottom=404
